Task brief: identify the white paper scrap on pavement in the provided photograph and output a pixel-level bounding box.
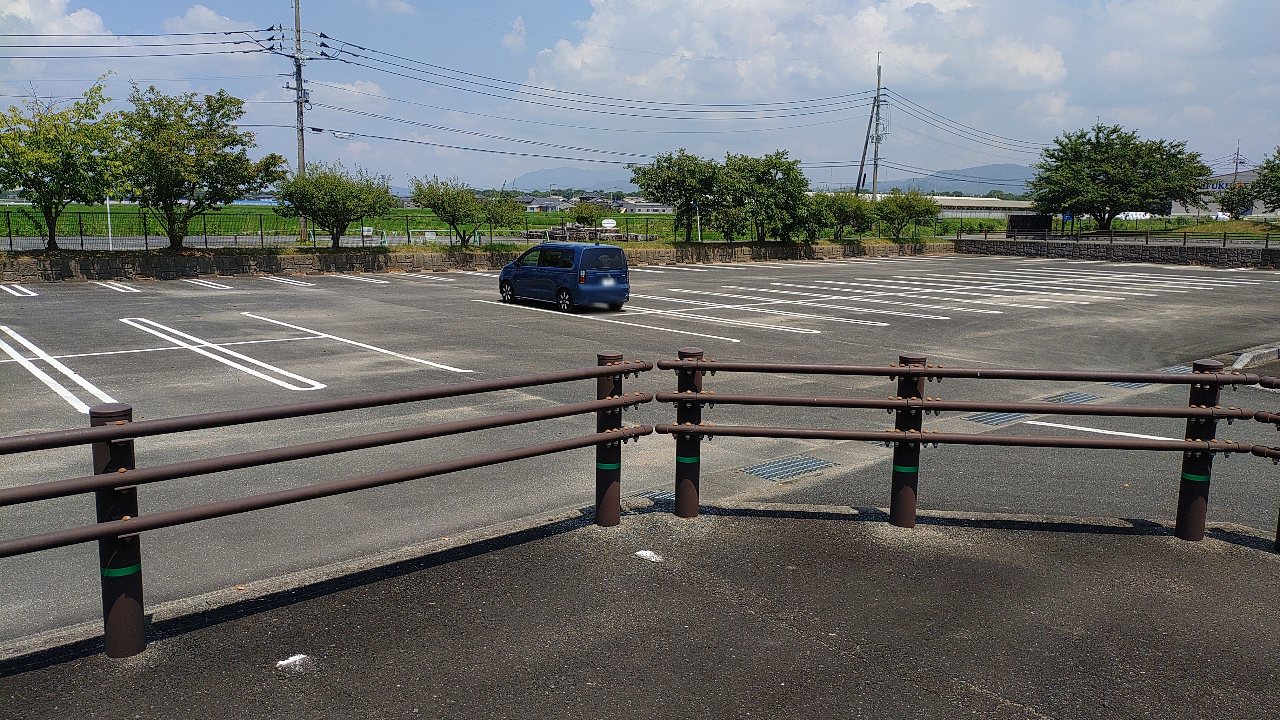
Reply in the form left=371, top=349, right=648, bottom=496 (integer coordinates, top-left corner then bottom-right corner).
left=276, top=653, right=310, bottom=668
left=634, top=550, right=664, bottom=563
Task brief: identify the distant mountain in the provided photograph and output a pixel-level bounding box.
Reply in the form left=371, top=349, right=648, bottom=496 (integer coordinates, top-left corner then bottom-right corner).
left=512, top=167, right=638, bottom=193
left=876, top=164, right=1034, bottom=196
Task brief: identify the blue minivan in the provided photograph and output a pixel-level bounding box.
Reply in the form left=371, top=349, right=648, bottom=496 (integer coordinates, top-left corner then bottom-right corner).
left=499, top=242, right=630, bottom=312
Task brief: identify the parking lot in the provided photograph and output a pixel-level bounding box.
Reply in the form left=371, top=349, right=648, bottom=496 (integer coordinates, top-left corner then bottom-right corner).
left=3, top=253, right=1279, bottom=643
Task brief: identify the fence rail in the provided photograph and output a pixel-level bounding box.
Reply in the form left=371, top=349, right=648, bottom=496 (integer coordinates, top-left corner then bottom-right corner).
left=654, top=349, right=1280, bottom=543
left=0, top=354, right=653, bottom=657
left=983, top=229, right=1274, bottom=247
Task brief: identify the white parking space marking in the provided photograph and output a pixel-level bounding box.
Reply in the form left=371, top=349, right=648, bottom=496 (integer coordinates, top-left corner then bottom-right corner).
left=91, top=281, right=141, bottom=293
left=1021, top=420, right=1177, bottom=441
left=471, top=300, right=741, bottom=342
left=745, top=285, right=1003, bottom=314
left=262, top=276, right=316, bottom=287
left=402, top=273, right=457, bottom=282
left=0, top=284, right=38, bottom=297
left=456, top=271, right=500, bottom=279
left=769, top=282, right=1049, bottom=309
left=880, top=276, right=1106, bottom=303
left=120, top=318, right=327, bottom=391
left=1064, top=260, right=1106, bottom=264
left=659, top=289, right=947, bottom=321
left=660, top=265, right=709, bottom=272
left=909, top=273, right=1133, bottom=300
left=334, top=274, right=391, bottom=284
left=816, top=278, right=1090, bottom=305
left=996, top=267, right=1259, bottom=288
left=631, top=294, right=890, bottom=327
left=241, top=312, right=472, bottom=373
left=624, top=304, right=823, bottom=333
left=629, top=267, right=665, bottom=273
left=0, top=326, right=116, bottom=413
left=947, top=271, right=1162, bottom=296
left=181, top=278, right=234, bottom=290
left=0, top=336, right=327, bottom=364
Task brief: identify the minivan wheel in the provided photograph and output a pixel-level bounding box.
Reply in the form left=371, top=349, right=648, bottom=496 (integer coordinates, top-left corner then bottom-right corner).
left=499, top=281, right=514, bottom=303
left=557, top=289, right=575, bottom=313
left=608, top=302, right=624, bottom=311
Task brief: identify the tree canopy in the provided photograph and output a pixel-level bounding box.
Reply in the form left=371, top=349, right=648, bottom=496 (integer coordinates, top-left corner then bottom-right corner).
left=1216, top=183, right=1255, bottom=220
left=121, top=85, right=287, bottom=250
left=410, top=176, right=483, bottom=245
left=275, top=161, right=398, bottom=247
left=1028, top=123, right=1211, bottom=230
left=628, top=149, right=716, bottom=242
left=568, top=201, right=609, bottom=227
left=1253, top=147, right=1280, bottom=213
left=875, top=189, right=940, bottom=241
left=827, top=192, right=876, bottom=241
left=0, top=80, right=122, bottom=250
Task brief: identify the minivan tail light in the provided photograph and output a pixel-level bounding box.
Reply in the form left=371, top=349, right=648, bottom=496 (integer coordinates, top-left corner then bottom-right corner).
left=578, top=270, right=586, bottom=284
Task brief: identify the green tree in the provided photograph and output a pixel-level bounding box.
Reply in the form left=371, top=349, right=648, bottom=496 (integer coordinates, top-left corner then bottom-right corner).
left=481, top=190, right=524, bottom=241
left=719, top=151, right=808, bottom=242
left=410, top=175, right=483, bottom=245
left=1253, top=147, right=1280, bottom=213
left=875, top=189, right=940, bottom=241
left=1028, top=123, right=1210, bottom=231
left=568, top=201, right=609, bottom=227
left=795, top=193, right=834, bottom=243
left=121, top=85, right=286, bottom=250
left=0, top=80, right=121, bottom=250
left=274, top=161, right=398, bottom=248
left=628, top=149, right=717, bottom=242
left=827, top=191, right=876, bottom=241
left=1216, top=183, right=1256, bottom=220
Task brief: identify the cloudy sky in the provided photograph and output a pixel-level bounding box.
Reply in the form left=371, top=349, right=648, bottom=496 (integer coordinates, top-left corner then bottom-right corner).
left=1, top=0, right=1276, bottom=190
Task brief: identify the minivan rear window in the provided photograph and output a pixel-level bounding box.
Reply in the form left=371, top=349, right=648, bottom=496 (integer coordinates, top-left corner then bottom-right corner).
left=583, top=248, right=626, bottom=271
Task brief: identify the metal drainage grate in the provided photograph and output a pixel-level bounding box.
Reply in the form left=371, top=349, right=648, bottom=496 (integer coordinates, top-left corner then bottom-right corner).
left=963, top=411, right=1030, bottom=426
left=1159, top=365, right=1193, bottom=374
left=742, top=456, right=836, bottom=482
left=1108, top=381, right=1152, bottom=389
left=633, top=489, right=675, bottom=502
left=1041, top=391, right=1100, bottom=404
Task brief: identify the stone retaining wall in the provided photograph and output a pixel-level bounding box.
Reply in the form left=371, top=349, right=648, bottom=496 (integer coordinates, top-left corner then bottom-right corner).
left=0, top=241, right=952, bottom=283
left=955, top=238, right=1280, bottom=268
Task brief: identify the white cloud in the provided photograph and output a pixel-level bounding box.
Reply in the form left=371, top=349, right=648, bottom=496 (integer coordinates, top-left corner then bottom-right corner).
left=366, top=0, right=414, bottom=15
left=503, top=16, right=526, bottom=52
left=162, top=5, right=255, bottom=33
left=988, top=41, right=1066, bottom=84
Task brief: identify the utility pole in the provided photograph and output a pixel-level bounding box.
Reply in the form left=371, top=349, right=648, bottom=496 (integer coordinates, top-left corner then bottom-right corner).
left=1232, top=139, right=1242, bottom=184
left=855, top=52, right=880, bottom=196
left=870, top=55, right=884, bottom=200
left=292, top=0, right=307, bottom=242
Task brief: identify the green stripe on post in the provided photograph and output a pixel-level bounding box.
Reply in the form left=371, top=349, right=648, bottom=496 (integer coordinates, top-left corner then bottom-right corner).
left=892, top=465, right=919, bottom=474
left=676, top=456, right=700, bottom=464
left=100, top=563, right=141, bottom=578
left=1181, top=472, right=1211, bottom=483
left=596, top=462, right=620, bottom=470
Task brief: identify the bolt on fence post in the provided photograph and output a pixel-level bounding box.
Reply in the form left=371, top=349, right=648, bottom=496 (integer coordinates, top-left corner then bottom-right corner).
left=89, top=403, right=146, bottom=658
left=595, top=351, right=625, bottom=527
left=1175, top=359, right=1223, bottom=541
left=890, top=353, right=927, bottom=528
left=674, top=347, right=705, bottom=518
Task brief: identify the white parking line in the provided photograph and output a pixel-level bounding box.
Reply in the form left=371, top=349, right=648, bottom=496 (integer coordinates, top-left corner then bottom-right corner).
left=623, top=304, right=823, bottom=333
left=0, top=336, right=327, bottom=364
left=241, top=312, right=472, bottom=373
left=767, top=282, right=1048, bottom=309
left=455, top=271, right=500, bottom=278
left=120, top=318, right=327, bottom=391
left=660, top=266, right=709, bottom=272
left=91, top=281, right=141, bottom=293
left=471, top=300, right=740, bottom=343
left=0, top=284, right=39, bottom=297
left=0, top=326, right=116, bottom=413
left=746, top=284, right=1003, bottom=314
left=181, top=278, right=234, bottom=290
left=1021, top=420, right=1176, bottom=441
left=262, top=276, right=316, bottom=287
left=658, top=289, right=947, bottom=321
left=334, top=274, right=391, bottom=284
left=629, top=268, right=665, bottom=273
left=630, top=294, right=890, bottom=327
left=402, top=273, right=457, bottom=282
left=816, top=279, right=1090, bottom=305
left=946, top=271, right=1162, bottom=296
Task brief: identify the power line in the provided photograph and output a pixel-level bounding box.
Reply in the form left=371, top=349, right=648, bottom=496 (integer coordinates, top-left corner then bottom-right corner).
left=303, top=126, right=635, bottom=165
left=0, top=48, right=273, bottom=60
left=0, top=28, right=277, bottom=38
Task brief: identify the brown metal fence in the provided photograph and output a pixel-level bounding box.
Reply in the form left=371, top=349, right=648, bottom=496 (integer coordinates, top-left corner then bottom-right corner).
left=654, top=348, right=1280, bottom=539
left=0, top=354, right=653, bottom=658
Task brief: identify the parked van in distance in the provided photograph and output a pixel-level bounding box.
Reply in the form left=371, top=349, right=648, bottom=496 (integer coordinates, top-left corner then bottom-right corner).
left=498, top=242, right=630, bottom=312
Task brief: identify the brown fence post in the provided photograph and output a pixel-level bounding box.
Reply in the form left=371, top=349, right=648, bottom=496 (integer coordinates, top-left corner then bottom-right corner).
left=674, top=347, right=705, bottom=518
left=890, top=353, right=927, bottom=527
left=595, top=351, right=624, bottom=527
left=1175, top=359, right=1223, bottom=541
left=89, top=403, right=146, bottom=658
